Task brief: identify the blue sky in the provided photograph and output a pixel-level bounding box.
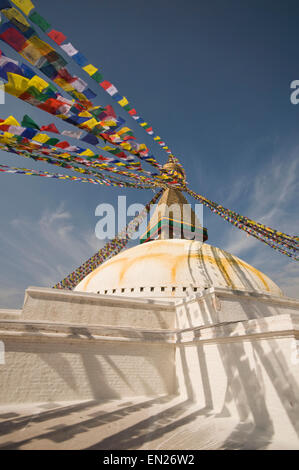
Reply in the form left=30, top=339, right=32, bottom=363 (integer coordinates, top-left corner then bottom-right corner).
left=0, top=0, right=298, bottom=308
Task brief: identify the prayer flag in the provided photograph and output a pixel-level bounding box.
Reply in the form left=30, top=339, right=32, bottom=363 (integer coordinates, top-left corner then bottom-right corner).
left=83, top=64, right=98, bottom=76
left=118, top=96, right=129, bottom=107
left=2, top=115, right=20, bottom=126
left=32, top=133, right=50, bottom=144
left=47, top=29, right=66, bottom=46
left=91, top=70, right=103, bottom=83
left=61, top=130, right=83, bottom=139
left=3, top=7, right=30, bottom=28
left=72, top=51, right=88, bottom=67
left=79, top=148, right=95, bottom=157
left=0, top=25, right=28, bottom=52
left=60, top=42, right=78, bottom=56
left=10, top=0, right=34, bottom=16
left=40, top=123, right=59, bottom=133
left=5, top=72, right=29, bottom=97
left=81, top=133, right=99, bottom=145
left=28, top=75, right=49, bottom=92
left=21, top=114, right=40, bottom=130
left=100, top=80, right=118, bottom=96
left=29, top=11, right=51, bottom=31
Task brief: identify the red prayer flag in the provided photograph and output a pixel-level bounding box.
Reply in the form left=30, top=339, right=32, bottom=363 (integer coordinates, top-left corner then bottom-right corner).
left=0, top=27, right=27, bottom=52
left=47, top=30, right=67, bottom=46
left=100, top=80, right=112, bottom=90
left=104, top=105, right=116, bottom=119
left=57, top=68, right=75, bottom=83
left=40, top=123, right=59, bottom=134
left=128, top=109, right=137, bottom=116
left=55, top=141, right=70, bottom=149
left=38, top=98, right=63, bottom=114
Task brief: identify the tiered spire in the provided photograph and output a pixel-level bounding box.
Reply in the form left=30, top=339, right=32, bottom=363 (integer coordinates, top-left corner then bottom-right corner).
left=140, top=162, right=208, bottom=243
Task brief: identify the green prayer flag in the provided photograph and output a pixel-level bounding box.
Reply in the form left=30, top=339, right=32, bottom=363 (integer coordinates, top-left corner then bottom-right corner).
left=90, top=107, right=105, bottom=118
left=91, top=71, right=103, bottom=83
left=26, top=86, right=45, bottom=101
left=29, top=11, right=51, bottom=32
left=21, top=114, right=40, bottom=130
left=46, top=138, right=60, bottom=146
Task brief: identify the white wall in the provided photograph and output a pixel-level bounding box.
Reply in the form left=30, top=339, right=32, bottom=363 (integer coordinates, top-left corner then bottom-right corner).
left=0, top=338, right=175, bottom=404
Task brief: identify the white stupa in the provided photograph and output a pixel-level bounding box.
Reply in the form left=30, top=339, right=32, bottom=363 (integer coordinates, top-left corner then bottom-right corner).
left=0, top=175, right=298, bottom=450
left=75, top=239, right=282, bottom=299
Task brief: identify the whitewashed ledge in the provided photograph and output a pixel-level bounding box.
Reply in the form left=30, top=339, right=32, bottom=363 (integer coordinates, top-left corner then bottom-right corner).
left=175, top=286, right=299, bottom=309
left=11, top=286, right=176, bottom=330
left=0, top=309, right=22, bottom=320
left=0, top=313, right=297, bottom=346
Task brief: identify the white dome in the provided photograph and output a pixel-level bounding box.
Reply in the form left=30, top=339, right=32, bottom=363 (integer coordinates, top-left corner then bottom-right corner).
left=74, top=240, right=283, bottom=298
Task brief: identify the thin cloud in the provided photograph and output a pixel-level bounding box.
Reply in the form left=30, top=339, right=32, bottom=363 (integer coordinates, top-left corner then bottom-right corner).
left=222, top=147, right=299, bottom=298
left=0, top=203, right=104, bottom=308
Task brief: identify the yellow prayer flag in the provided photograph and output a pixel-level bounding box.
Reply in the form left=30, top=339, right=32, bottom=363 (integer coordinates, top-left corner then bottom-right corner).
left=117, top=127, right=131, bottom=136
left=56, top=114, right=69, bottom=120
left=78, top=111, right=92, bottom=118
left=2, top=116, right=21, bottom=127
left=79, top=149, right=95, bottom=157
left=118, top=97, right=129, bottom=107
left=53, top=77, right=74, bottom=92
left=20, top=41, right=43, bottom=65
left=59, top=153, right=71, bottom=159
left=138, top=143, right=147, bottom=151
left=153, top=136, right=161, bottom=141
left=1, top=132, right=15, bottom=143
left=140, top=122, right=148, bottom=127
left=5, top=72, right=29, bottom=97
left=102, top=146, right=114, bottom=152
left=26, top=36, right=53, bottom=56
left=120, top=142, right=131, bottom=150
left=28, top=75, right=49, bottom=92
left=72, top=90, right=88, bottom=102
left=11, top=0, right=34, bottom=16
left=82, top=64, right=98, bottom=76
left=103, top=120, right=117, bottom=127
left=80, top=118, right=98, bottom=129
left=3, top=7, right=30, bottom=27
left=32, top=133, right=50, bottom=144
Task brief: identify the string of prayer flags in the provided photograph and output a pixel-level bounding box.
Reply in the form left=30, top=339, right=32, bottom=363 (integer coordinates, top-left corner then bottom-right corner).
left=0, top=46, right=163, bottom=170
left=53, top=190, right=163, bottom=290
left=0, top=53, right=162, bottom=171
left=0, top=141, right=154, bottom=189
left=0, top=162, right=111, bottom=185
left=19, top=1, right=176, bottom=163
left=0, top=10, right=165, bottom=172
left=186, top=188, right=299, bottom=260
left=0, top=128, right=168, bottom=188
left=0, top=114, right=167, bottom=180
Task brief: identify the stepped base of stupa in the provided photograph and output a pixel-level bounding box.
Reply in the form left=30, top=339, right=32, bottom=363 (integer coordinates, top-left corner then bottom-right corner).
left=0, top=285, right=298, bottom=449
